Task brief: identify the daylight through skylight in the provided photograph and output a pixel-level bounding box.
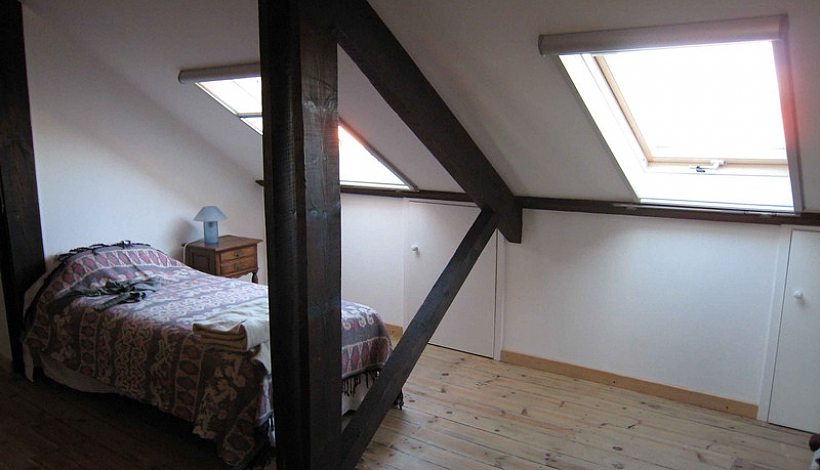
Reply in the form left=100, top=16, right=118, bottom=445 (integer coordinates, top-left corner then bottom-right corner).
left=194, top=77, right=412, bottom=191
left=546, top=16, right=799, bottom=212
left=600, top=41, right=786, bottom=164
left=197, top=77, right=261, bottom=115
left=338, top=126, right=408, bottom=189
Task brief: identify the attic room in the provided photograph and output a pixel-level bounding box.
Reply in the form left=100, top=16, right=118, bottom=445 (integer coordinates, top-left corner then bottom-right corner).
left=1, top=0, right=819, bottom=469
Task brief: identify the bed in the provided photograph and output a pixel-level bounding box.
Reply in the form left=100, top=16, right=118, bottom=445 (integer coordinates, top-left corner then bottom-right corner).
left=22, top=242, right=397, bottom=467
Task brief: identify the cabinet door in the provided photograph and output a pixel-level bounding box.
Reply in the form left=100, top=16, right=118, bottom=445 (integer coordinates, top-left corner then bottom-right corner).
left=404, top=201, right=497, bottom=357
left=769, top=230, right=820, bottom=433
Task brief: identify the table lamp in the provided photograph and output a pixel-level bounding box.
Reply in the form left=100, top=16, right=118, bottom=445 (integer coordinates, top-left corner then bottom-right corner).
left=194, top=206, right=226, bottom=245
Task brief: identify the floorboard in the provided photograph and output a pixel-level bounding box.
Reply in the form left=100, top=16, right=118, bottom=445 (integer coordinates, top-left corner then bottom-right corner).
left=0, top=345, right=811, bottom=469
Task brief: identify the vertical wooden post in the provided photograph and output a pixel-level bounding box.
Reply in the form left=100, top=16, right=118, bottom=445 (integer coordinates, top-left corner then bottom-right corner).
left=258, top=0, right=341, bottom=468
left=0, top=0, right=46, bottom=373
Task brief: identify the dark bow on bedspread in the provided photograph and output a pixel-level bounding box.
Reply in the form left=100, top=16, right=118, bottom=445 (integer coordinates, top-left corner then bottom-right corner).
left=61, top=277, right=162, bottom=311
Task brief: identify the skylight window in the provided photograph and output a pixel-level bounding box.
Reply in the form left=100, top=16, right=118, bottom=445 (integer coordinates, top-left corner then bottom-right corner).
left=197, top=77, right=261, bottom=115
left=240, top=116, right=263, bottom=134
left=192, top=77, right=414, bottom=191
left=338, top=126, right=409, bottom=189
left=599, top=42, right=786, bottom=165
left=540, top=16, right=802, bottom=212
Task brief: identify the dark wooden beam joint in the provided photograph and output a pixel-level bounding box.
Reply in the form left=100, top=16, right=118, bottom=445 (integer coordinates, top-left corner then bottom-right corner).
left=259, top=0, right=341, bottom=468
left=0, top=0, right=46, bottom=373
left=333, top=0, right=522, bottom=243
left=339, top=209, right=499, bottom=469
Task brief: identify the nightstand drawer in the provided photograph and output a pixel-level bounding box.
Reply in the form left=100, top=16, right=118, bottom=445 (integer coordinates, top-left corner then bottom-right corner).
left=220, top=256, right=257, bottom=276
left=219, top=246, right=256, bottom=263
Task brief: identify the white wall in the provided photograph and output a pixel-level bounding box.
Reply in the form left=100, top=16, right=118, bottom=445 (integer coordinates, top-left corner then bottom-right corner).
left=0, top=8, right=267, bottom=361
left=504, top=210, right=781, bottom=404
left=10, top=2, right=792, bottom=408
left=23, top=9, right=266, bottom=268
left=341, top=194, right=405, bottom=326
left=340, top=196, right=786, bottom=406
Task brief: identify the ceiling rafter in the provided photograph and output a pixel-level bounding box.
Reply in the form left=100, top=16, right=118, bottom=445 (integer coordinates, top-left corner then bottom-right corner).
left=334, top=0, right=522, bottom=243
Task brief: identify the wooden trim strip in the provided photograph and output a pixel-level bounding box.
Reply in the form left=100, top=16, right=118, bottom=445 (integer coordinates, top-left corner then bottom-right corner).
left=384, top=323, right=403, bottom=339
left=340, top=209, right=499, bottom=469
left=500, top=350, right=758, bottom=419
left=334, top=187, right=820, bottom=227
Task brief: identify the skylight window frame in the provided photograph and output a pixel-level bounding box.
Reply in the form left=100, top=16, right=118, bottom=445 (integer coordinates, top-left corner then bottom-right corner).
left=593, top=47, right=789, bottom=170
left=540, top=15, right=804, bottom=212
left=179, top=66, right=417, bottom=192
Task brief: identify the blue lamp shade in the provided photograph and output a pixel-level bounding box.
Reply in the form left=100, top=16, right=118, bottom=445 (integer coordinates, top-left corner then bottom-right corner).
left=194, top=206, right=227, bottom=245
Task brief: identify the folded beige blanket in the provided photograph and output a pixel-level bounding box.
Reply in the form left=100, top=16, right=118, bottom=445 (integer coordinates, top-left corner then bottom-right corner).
left=192, top=298, right=270, bottom=352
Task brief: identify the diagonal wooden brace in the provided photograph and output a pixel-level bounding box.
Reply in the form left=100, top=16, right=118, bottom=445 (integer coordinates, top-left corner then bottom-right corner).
left=333, top=0, right=521, bottom=243
left=339, top=209, right=498, bottom=469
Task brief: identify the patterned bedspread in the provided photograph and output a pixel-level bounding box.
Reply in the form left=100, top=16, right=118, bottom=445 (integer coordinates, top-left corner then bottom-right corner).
left=23, top=244, right=393, bottom=467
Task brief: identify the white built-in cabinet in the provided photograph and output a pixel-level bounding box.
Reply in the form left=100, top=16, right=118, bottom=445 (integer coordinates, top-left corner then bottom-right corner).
left=768, top=229, right=820, bottom=433
left=403, top=201, right=497, bottom=357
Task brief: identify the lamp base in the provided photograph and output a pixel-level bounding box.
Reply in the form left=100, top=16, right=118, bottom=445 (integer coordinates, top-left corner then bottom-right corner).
left=203, top=221, right=219, bottom=245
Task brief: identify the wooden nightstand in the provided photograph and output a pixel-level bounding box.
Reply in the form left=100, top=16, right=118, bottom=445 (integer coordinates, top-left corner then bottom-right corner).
left=185, top=235, right=263, bottom=283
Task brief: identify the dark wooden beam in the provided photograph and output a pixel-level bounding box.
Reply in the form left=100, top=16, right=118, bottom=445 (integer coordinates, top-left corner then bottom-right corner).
left=340, top=186, right=471, bottom=202
left=0, top=0, right=46, bottom=373
left=258, top=1, right=341, bottom=468
left=339, top=209, right=498, bottom=469
left=518, top=197, right=820, bottom=226
left=333, top=1, right=522, bottom=243
left=332, top=186, right=820, bottom=227
left=258, top=180, right=472, bottom=202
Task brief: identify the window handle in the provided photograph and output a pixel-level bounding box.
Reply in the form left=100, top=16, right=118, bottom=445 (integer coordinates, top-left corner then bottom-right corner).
left=690, top=160, right=725, bottom=173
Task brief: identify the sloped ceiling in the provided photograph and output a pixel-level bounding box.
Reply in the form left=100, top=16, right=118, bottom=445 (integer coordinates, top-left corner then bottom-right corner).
left=368, top=0, right=820, bottom=209
left=22, top=0, right=820, bottom=209
left=22, top=0, right=460, bottom=192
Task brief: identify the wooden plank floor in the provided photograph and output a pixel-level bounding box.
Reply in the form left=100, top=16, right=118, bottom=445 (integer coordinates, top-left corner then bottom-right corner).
left=0, top=344, right=811, bottom=469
